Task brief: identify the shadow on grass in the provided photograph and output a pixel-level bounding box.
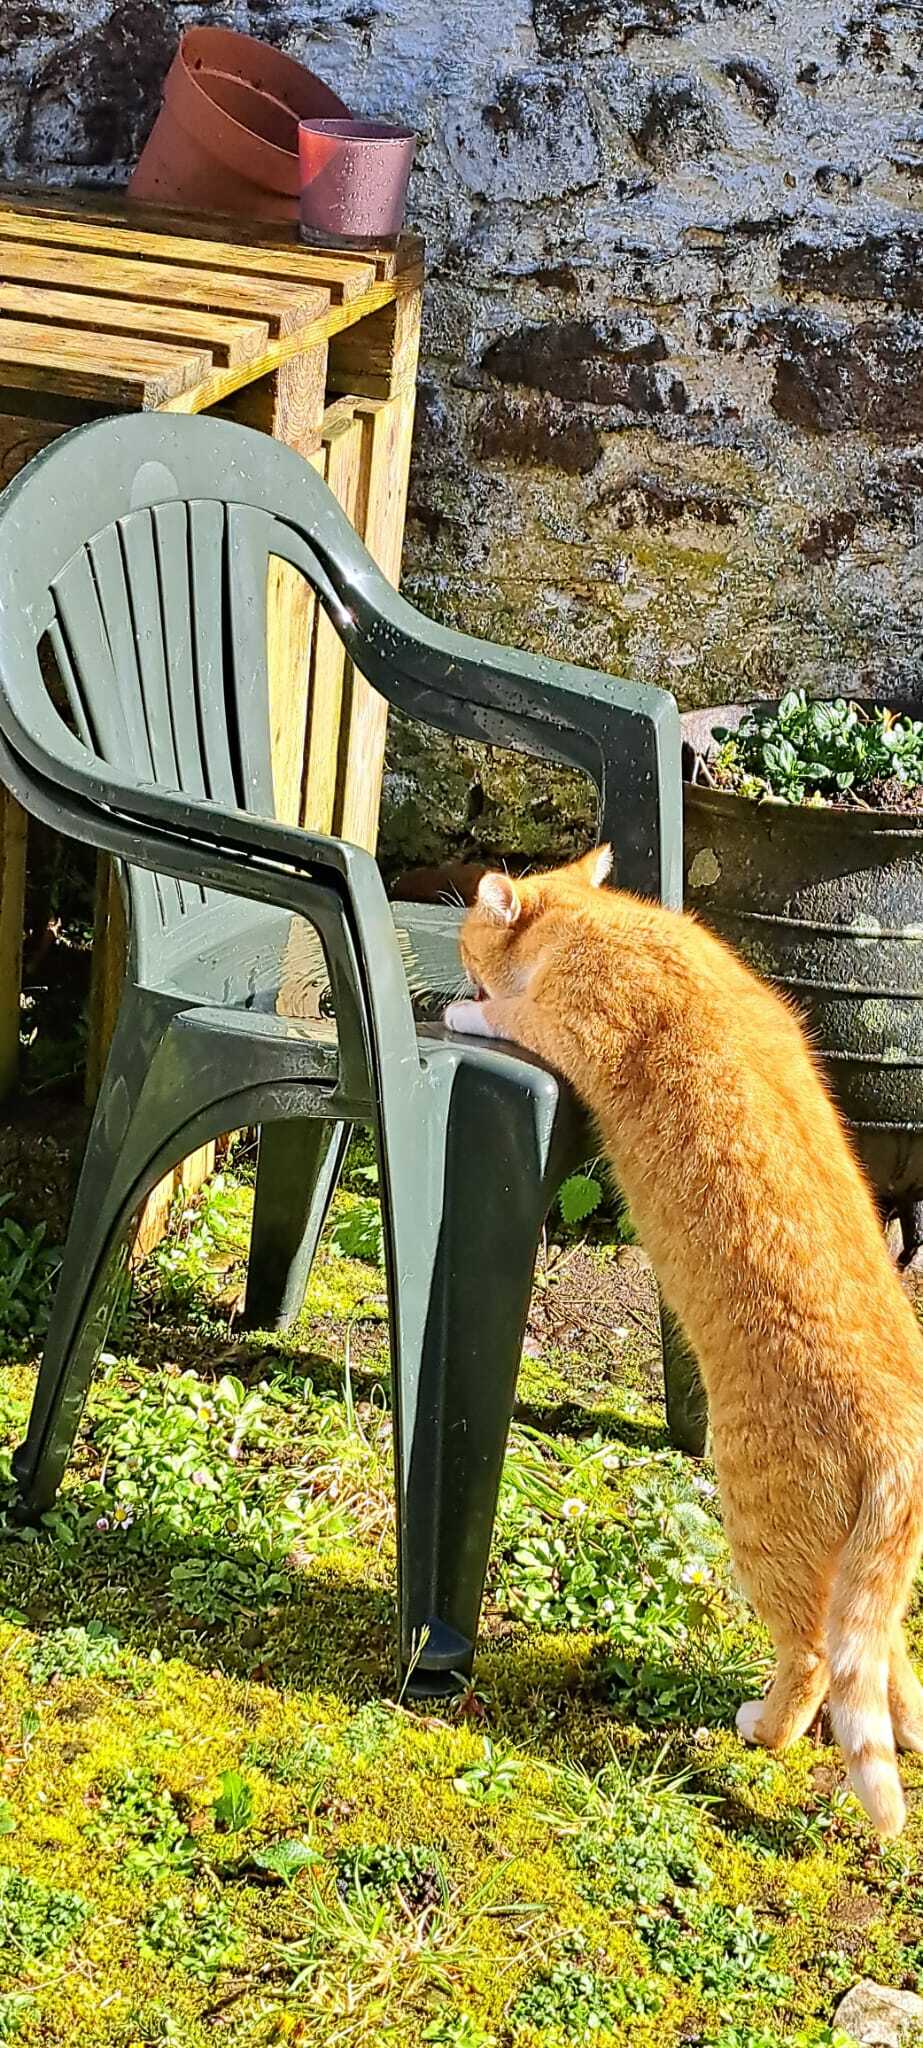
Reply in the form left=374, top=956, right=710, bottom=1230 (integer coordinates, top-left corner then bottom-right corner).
left=511, top=1397, right=669, bottom=1451
left=0, top=1518, right=396, bottom=1703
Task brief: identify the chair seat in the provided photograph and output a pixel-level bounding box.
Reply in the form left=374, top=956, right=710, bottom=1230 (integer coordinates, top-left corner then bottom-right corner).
left=154, top=896, right=464, bottom=1034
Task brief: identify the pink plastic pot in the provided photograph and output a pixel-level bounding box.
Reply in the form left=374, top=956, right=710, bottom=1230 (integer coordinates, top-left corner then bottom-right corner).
left=298, top=118, right=416, bottom=247
left=130, top=27, right=350, bottom=223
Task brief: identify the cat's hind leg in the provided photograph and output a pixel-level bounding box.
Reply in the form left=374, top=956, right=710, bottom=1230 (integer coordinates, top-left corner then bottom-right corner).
left=889, top=1627, right=923, bottom=1754
left=736, top=1638, right=829, bottom=1750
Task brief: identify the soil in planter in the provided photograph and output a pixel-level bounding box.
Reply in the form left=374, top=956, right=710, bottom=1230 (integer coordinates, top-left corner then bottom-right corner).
left=827, top=775, right=923, bottom=815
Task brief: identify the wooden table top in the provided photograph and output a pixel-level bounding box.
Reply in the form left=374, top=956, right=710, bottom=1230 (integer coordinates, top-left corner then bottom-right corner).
left=0, top=183, right=423, bottom=414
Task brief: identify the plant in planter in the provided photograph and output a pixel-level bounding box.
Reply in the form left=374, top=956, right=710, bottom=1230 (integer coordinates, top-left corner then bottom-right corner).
left=662, top=690, right=923, bottom=1454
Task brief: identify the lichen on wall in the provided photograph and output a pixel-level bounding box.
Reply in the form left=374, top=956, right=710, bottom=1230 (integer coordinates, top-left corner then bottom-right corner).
left=2, top=0, right=922, bottom=865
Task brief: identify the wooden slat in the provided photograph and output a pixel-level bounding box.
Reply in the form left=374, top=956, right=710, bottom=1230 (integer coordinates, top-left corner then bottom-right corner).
left=161, top=268, right=423, bottom=417
left=0, top=281, right=269, bottom=368
left=85, top=857, right=126, bottom=1105
left=335, top=388, right=416, bottom=849
left=268, top=445, right=327, bottom=827
left=328, top=283, right=422, bottom=398
left=0, top=317, right=211, bottom=406
left=261, top=342, right=330, bottom=824
left=302, top=412, right=364, bottom=833
left=0, top=242, right=324, bottom=338
left=0, top=178, right=424, bottom=283
left=0, top=409, right=69, bottom=488
left=0, top=205, right=376, bottom=305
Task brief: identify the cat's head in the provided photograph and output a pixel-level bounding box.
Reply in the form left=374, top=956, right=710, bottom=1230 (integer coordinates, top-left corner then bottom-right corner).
left=459, top=845, right=613, bottom=1000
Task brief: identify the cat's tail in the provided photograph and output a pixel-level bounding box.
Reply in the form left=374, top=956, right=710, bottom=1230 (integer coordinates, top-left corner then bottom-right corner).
left=827, top=1460, right=923, bottom=1837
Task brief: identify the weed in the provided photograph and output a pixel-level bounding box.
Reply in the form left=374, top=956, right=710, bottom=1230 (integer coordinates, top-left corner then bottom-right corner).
left=212, top=1769, right=253, bottom=1834
left=87, top=1366, right=349, bottom=1588
left=558, top=1172, right=605, bottom=1228
left=453, top=1739, right=526, bottom=1804
left=335, top=1843, right=448, bottom=1913
left=242, top=1732, right=332, bottom=1783
left=145, top=1175, right=247, bottom=1321
left=422, top=2017, right=497, bottom=2047
left=550, top=1749, right=712, bottom=1911
left=341, top=1701, right=399, bottom=1759
left=497, top=1460, right=725, bottom=1645
left=118, top=2006, right=183, bottom=2046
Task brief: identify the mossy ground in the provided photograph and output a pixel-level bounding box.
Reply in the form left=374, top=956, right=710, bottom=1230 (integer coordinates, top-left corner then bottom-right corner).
left=0, top=1152, right=920, bottom=2047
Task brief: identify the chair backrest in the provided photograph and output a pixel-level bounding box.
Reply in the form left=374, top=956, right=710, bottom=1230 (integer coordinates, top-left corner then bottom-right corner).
left=0, top=420, right=353, bottom=965
left=0, top=413, right=681, bottom=961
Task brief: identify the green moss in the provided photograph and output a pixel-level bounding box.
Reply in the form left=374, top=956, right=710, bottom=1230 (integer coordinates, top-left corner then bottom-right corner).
left=0, top=1171, right=921, bottom=2044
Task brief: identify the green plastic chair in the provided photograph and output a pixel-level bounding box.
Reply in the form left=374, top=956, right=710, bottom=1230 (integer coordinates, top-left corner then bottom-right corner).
left=0, top=413, right=681, bottom=1692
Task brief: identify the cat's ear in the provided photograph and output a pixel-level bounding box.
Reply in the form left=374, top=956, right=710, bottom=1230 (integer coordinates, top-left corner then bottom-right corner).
left=476, top=872, right=521, bottom=925
left=576, top=844, right=613, bottom=888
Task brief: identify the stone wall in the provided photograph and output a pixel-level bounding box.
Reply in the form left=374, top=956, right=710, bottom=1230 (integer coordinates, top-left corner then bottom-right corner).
left=2, top=0, right=922, bottom=865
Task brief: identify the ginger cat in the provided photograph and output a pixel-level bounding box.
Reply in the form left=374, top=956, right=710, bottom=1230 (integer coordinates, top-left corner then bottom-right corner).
left=445, top=848, right=923, bottom=1836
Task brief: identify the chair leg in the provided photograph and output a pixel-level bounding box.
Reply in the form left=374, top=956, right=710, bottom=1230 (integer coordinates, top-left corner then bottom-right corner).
left=13, top=987, right=346, bottom=1518
left=388, top=1050, right=581, bottom=1696
left=243, top=1119, right=351, bottom=1330
left=12, top=1205, right=138, bottom=1518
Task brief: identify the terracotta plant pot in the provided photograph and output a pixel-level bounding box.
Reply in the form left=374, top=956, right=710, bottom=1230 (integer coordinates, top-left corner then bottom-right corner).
left=298, top=118, right=416, bottom=247
left=129, top=26, right=350, bottom=223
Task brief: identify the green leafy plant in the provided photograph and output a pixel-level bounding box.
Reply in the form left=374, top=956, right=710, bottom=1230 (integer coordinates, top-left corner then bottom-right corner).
left=118, top=2005, right=183, bottom=2046
left=145, top=1174, right=248, bottom=1321
left=0, top=1994, right=34, bottom=2042
left=251, top=1839, right=322, bottom=1887
left=712, top=691, right=923, bottom=806
left=329, top=1190, right=385, bottom=1265
left=0, top=1200, right=60, bottom=1349
left=639, top=1899, right=790, bottom=2000
left=422, top=2017, right=497, bottom=2048
left=558, top=1172, right=604, bottom=1228
left=509, top=1935, right=657, bottom=2039
left=340, top=1702, right=399, bottom=1760
left=0, top=1866, right=87, bottom=1961
left=88, top=1367, right=347, bottom=1578
left=140, top=1894, right=245, bottom=1982
left=212, top=1769, right=253, bottom=1834
left=497, top=1474, right=725, bottom=1643
left=88, top=1770, right=197, bottom=1882
left=27, top=1622, right=127, bottom=1684
left=558, top=1753, right=712, bottom=1913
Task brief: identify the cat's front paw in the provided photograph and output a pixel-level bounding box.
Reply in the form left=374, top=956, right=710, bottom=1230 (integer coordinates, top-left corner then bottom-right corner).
left=736, top=1699, right=769, bottom=1746
left=444, top=999, right=494, bottom=1037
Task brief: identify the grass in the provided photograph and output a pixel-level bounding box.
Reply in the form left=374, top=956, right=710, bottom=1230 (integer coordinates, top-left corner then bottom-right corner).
left=0, top=1163, right=918, bottom=2044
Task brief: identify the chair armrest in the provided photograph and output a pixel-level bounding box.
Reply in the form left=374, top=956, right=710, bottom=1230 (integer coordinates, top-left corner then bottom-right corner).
left=280, top=503, right=683, bottom=905
left=0, top=722, right=420, bottom=1109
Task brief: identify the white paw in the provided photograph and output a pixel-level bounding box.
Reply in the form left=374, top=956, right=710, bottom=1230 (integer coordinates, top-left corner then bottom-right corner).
left=444, top=999, right=492, bottom=1037
left=736, top=1699, right=767, bottom=1744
